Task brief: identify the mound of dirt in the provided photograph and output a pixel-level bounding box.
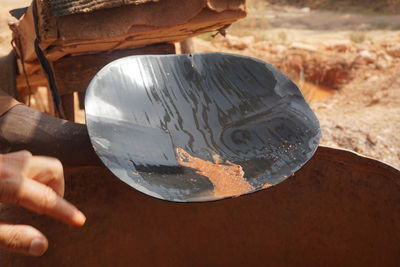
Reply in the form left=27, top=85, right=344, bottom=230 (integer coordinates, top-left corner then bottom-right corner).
left=194, top=34, right=400, bottom=168
left=210, top=34, right=399, bottom=89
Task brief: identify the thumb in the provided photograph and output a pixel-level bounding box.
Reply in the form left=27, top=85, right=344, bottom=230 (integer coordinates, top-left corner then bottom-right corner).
left=0, top=222, right=48, bottom=256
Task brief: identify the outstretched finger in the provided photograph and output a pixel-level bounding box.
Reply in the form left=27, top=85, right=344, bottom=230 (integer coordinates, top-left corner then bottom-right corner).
left=0, top=177, right=86, bottom=227
left=0, top=222, right=48, bottom=256
left=0, top=151, right=64, bottom=196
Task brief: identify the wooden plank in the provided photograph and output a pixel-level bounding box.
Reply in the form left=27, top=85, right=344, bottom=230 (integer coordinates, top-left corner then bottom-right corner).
left=53, top=43, right=176, bottom=95
left=47, top=0, right=157, bottom=16
left=46, top=10, right=244, bottom=61
left=36, top=0, right=58, bottom=44
left=61, top=94, right=75, bottom=121
left=56, top=0, right=207, bottom=41
left=0, top=52, right=17, bottom=97
left=10, top=2, right=58, bottom=63
left=16, top=70, right=47, bottom=91
left=78, top=92, right=85, bottom=109
left=11, top=0, right=246, bottom=62
left=16, top=60, right=42, bottom=76
left=56, top=0, right=243, bottom=41
left=11, top=6, right=37, bottom=62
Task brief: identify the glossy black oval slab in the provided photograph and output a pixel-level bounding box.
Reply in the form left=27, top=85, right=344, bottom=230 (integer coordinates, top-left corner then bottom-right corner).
left=85, top=53, right=320, bottom=202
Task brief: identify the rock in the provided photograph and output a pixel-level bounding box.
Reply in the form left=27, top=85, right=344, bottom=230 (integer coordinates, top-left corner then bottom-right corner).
left=358, top=50, right=376, bottom=64
left=252, top=41, right=267, bottom=51
left=242, top=36, right=256, bottom=47
left=368, top=75, right=380, bottom=82
left=386, top=44, right=400, bottom=58
left=376, top=51, right=393, bottom=61
left=300, top=7, right=311, bottom=13
left=366, top=134, right=377, bottom=146
left=223, top=35, right=255, bottom=50
left=326, top=40, right=353, bottom=52
left=268, top=44, right=287, bottom=54
left=375, top=58, right=390, bottom=70
left=289, top=42, right=318, bottom=52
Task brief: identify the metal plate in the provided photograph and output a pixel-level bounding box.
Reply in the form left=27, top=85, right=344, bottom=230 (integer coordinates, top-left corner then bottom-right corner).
left=85, top=53, right=320, bottom=202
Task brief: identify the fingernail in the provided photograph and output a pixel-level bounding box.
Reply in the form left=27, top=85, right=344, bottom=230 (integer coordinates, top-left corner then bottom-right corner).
left=73, top=211, right=86, bottom=226
left=29, top=238, right=47, bottom=256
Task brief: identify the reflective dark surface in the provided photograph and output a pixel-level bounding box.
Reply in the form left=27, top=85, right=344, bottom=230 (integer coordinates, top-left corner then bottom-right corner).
left=85, top=53, right=320, bottom=202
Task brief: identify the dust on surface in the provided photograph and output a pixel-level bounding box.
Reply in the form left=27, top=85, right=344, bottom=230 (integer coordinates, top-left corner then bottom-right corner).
left=176, top=148, right=253, bottom=197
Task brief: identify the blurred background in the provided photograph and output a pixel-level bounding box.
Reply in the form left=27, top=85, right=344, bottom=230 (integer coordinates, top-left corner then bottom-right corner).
left=1, top=0, right=399, bottom=167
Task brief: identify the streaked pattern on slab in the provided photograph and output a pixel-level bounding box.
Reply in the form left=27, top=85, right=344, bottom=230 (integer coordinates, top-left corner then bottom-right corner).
left=85, top=53, right=320, bottom=202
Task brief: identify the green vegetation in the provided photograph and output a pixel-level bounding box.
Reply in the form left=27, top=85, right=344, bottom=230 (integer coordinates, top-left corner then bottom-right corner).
left=197, top=32, right=218, bottom=42
left=349, top=32, right=366, bottom=43
left=278, top=31, right=287, bottom=43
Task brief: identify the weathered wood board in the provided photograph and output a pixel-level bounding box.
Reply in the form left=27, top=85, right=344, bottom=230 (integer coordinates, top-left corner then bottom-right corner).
left=53, top=43, right=176, bottom=95
left=10, top=0, right=245, bottom=120
left=11, top=0, right=246, bottom=63
left=47, top=0, right=158, bottom=16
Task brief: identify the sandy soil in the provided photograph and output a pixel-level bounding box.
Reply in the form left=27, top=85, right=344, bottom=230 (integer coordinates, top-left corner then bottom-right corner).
left=1, top=1, right=399, bottom=168
left=195, top=4, right=400, bottom=168
left=263, top=4, right=400, bottom=31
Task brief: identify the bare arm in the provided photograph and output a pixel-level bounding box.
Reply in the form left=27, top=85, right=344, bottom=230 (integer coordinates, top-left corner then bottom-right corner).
left=0, top=104, right=101, bottom=166
left=0, top=51, right=100, bottom=166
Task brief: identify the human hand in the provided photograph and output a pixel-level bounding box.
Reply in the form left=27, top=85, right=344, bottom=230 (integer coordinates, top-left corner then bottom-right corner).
left=0, top=151, right=86, bottom=256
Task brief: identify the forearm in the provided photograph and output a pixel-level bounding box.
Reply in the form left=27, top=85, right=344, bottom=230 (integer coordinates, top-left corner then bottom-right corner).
left=0, top=105, right=101, bottom=166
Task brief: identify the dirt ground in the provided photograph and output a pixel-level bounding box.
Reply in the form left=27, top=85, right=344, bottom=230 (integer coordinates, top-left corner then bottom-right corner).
left=194, top=2, right=400, bottom=168
left=1, top=0, right=399, bottom=168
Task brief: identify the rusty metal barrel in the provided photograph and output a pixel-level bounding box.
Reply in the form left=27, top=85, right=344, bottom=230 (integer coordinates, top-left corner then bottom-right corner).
left=1, top=146, right=399, bottom=266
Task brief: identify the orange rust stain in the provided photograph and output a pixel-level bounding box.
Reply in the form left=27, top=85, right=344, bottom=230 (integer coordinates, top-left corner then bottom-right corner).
left=176, top=148, right=253, bottom=197
left=263, top=184, right=273, bottom=189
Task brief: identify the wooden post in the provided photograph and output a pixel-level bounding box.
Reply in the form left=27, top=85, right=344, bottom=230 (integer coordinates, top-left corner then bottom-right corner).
left=180, top=39, right=195, bottom=54
left=61, top=94, right=75, bottom=121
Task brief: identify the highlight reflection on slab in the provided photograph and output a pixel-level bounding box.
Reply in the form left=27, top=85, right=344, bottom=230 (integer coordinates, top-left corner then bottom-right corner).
left=85, top=53, right=320, bottom=202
